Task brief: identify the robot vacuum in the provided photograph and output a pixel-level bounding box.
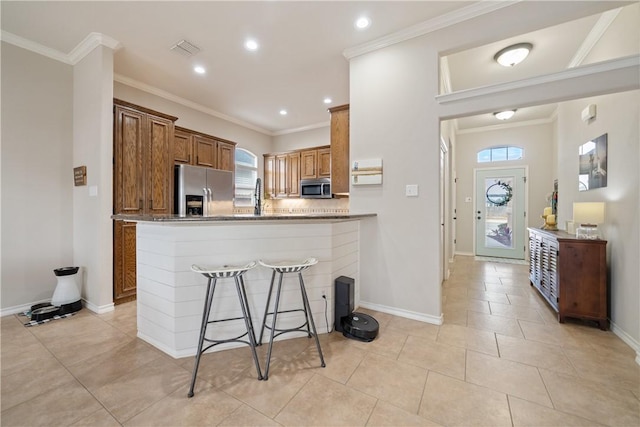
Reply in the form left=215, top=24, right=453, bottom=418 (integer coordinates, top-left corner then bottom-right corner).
left=340, top=312, right=379, bottom=342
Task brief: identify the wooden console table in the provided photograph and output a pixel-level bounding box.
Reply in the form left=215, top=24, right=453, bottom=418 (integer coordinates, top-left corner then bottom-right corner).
left=528, top=228, right=608, bottom=330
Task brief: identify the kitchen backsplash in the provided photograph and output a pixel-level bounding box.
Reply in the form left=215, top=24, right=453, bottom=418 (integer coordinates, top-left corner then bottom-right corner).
left=233, top=197, right=349, bottom=215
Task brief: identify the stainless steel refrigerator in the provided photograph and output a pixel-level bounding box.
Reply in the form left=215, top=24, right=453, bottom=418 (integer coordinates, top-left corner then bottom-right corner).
left=174, top=164, right=234, bottom=216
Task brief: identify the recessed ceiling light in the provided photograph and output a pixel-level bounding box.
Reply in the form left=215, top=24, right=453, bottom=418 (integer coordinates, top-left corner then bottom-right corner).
left=494, top=43, right=533, bottom=67
left=279, top=109, right=287, bottom=116
left=245, top=39, right=259, bottom=51
left=323, top=97, right=332, bottom=104
left=193, top=66, right=206, bottom=74
left=355, top=16, right=371, bottom=30
left=493, top=110, right=517, bottom=120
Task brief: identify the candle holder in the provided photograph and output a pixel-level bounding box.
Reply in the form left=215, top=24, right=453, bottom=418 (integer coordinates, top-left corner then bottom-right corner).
left=541, top=214, right=558, bottom=231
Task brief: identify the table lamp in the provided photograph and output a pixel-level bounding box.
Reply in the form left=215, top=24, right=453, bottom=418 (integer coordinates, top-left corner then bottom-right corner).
left=573, top=202, right=605, bottom=239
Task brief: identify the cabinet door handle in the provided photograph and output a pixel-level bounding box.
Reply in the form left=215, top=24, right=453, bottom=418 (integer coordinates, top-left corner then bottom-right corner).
left=139, top=199, right=143, bottom=210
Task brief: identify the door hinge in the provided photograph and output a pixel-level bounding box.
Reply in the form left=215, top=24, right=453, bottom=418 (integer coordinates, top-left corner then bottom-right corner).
left=454, top=239, right=457, bottom=244
left=454, top=177, right=458, bottom=183
left=523, top=176, right=527, bottom=183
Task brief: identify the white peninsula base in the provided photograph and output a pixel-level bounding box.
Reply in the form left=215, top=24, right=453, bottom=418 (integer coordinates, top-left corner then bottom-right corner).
left=135, top=219, right=363, bottom=358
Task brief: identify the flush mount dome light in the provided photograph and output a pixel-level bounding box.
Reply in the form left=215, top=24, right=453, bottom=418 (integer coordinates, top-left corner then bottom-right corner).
left=355, top=16, right=371, bottom=29
left=279, top=109, right=288, bottom=116
left=193, top=65, right=206, bottom=74
left=244, top=39, right=259, bottom=51
left=494, top=110, right=517, bottom=120
left=494, top=43, right=533, bottom=67
left=323, top=97, right=332, bottom=104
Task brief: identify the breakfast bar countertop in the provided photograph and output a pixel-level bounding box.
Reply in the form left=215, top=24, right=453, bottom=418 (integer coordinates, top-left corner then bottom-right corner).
left=111, top=212, right=377, bottom=222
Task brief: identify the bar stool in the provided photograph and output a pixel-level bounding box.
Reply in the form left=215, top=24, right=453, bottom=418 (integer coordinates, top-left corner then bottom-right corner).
left=258, top=258, right=326, bottom=380
left=188, top=261, right=262, bottom=398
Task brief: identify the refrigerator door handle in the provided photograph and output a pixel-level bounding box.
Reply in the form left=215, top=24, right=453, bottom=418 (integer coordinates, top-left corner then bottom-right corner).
left=203, top=188, right=209, bottom=216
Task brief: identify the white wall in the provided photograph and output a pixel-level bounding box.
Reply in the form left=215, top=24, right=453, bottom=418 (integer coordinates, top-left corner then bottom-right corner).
left=454, top=122, right=555, bottom=254
left=556, top=90, right=640, bottom=344
left=351, top=35, right=443, bottom=323
left=1, top=42, right=73, bottom=311
left=272, top=126, right=330, bottom=153
left=73, top=45, right=116, bottom=312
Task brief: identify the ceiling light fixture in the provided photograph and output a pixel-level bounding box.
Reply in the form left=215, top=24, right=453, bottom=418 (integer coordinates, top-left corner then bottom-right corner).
left=494, top=43, right=533, bottom=67
left=493, top=110, right=517, bottom=120
left=245, top=39, right=259, bottom=51
left=279, top=109, right=287, bottom=116
left=355, top=16, right=371, bottom=30
left=323, top=97, right=332, bottom=104
left=193, top=66, right=206, bottom=75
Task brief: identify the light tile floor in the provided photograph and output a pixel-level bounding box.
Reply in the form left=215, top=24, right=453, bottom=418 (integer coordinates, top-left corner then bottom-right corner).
left=2, top=256, right=639, bottom=426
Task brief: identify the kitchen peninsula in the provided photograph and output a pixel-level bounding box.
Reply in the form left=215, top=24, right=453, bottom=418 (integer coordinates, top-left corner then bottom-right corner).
left=112, top=213, right=375, bottom=358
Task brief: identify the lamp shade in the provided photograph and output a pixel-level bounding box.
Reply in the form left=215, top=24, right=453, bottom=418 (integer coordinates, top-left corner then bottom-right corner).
left=573, top=202, right=605, bottom=225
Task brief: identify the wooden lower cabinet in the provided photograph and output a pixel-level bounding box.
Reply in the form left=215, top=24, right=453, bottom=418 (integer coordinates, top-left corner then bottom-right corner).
left=113, top=220, right=137, bottom=304
left=528, top=228, right=608, bottom=329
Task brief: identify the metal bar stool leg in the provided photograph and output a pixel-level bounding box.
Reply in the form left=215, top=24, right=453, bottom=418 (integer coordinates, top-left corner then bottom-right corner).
left=298, top=272, right=326, bottom=367
left=238, top=275, right=258, bottom=346
left=264, top=271, right=284, bottom=380
left=188, top=277, right=217, bottom=398
left=234, top=276, right=263, bottom=380
left=258, top=269, right=277, bottom=346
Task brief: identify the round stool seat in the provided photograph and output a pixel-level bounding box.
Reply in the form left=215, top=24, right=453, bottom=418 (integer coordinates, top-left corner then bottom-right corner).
left=187, top=260, right=262, bottom=397
left=191, top=261, right=257, bottom=278
left=258, top=258, right=317, bottom=273
left=258, top=257, right=324, bottom=380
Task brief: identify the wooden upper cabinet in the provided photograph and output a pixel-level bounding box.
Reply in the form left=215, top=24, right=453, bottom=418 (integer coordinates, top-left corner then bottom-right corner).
left=114, top=105, right=145, bottom=214
left=300, top=149, right=318, bottom=180
left=264, top=155, right=275, bottom=198
left=287, top=152, right=301, bottom=197
left=329, top=104, right=349, bottom=195
left=174, top=126, right=237, bottom=172
left=193, top=134, right=216, bottom=168
left=146, top=116, right=174, bottom=214
left=174, top=128, right=192, bottom=164
left=318, top=147, right=331, bottom=178
left=217, top=140, right=235, bottom=172
left=275, top=154, right=287, bottom=198
left=114, top=100, right=176, bottom=215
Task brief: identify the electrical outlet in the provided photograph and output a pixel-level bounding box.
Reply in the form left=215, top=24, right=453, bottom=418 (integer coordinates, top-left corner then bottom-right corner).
left=321, top=290, right=327, bottom=299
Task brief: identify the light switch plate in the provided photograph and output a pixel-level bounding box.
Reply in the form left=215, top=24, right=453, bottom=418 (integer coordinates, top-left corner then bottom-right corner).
left=89, top=186, right=98, bottom=197
left=406, top=184, right=419, bottom=197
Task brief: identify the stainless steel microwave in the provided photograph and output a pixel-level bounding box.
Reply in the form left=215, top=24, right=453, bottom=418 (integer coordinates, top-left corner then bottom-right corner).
left=300, top=178, right=331, bottom=199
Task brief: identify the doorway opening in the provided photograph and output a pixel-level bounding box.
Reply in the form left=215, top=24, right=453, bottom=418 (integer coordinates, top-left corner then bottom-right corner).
left=475, top=167, right=527, bottom=260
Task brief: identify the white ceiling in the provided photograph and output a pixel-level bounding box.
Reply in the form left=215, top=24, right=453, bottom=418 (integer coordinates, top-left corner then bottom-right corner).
left=2, top=1, right=637, bottom=135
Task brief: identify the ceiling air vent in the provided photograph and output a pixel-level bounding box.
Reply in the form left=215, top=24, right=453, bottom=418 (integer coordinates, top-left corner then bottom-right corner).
left=170, top=39, right=201, bottom=57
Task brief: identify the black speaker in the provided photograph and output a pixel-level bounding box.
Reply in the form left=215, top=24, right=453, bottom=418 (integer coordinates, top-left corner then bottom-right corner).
left=335, top=276, right=354, bottom=332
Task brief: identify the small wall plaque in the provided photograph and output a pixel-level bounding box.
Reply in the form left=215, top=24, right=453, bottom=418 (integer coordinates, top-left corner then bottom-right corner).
left=74, top=166, right=87, bottom=186
left=351, top=158, right=383, bottom=185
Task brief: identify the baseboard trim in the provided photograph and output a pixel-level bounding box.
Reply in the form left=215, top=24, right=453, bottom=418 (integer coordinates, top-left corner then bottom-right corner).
left=610, top=321, right=640, bottom=366
left=358, top=301, right=443, bottom=326
left=83, top=300, right=115, bottom=314
left=455, top=251, right=475, bottom=257
left=0, top=300, right=50, bottom=317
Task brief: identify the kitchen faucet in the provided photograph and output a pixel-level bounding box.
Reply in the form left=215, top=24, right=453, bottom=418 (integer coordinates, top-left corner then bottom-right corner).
left=254, top=178, right=262, bottom=215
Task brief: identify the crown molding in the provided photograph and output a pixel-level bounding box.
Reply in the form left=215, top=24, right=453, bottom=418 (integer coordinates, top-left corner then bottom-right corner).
left=1, top=30, right=70, bottom=63
left=114, top=74, right=273, bottom=136
left=343, top=0, right=521, bottom=59
left=68, top=32, right=122, bottom=65
left=436, top=54, right=640, bottom=105
left=568, top=8, right=622, bottom=68
left=1, top=30, right=121, bottom=65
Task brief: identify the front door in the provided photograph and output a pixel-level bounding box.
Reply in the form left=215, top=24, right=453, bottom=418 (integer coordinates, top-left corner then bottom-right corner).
left=475, top=168, right=526, bottom=259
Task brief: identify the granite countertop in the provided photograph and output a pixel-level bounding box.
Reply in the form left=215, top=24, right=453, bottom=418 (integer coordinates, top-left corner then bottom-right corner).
left=111, top=212, right=376, bottom=222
